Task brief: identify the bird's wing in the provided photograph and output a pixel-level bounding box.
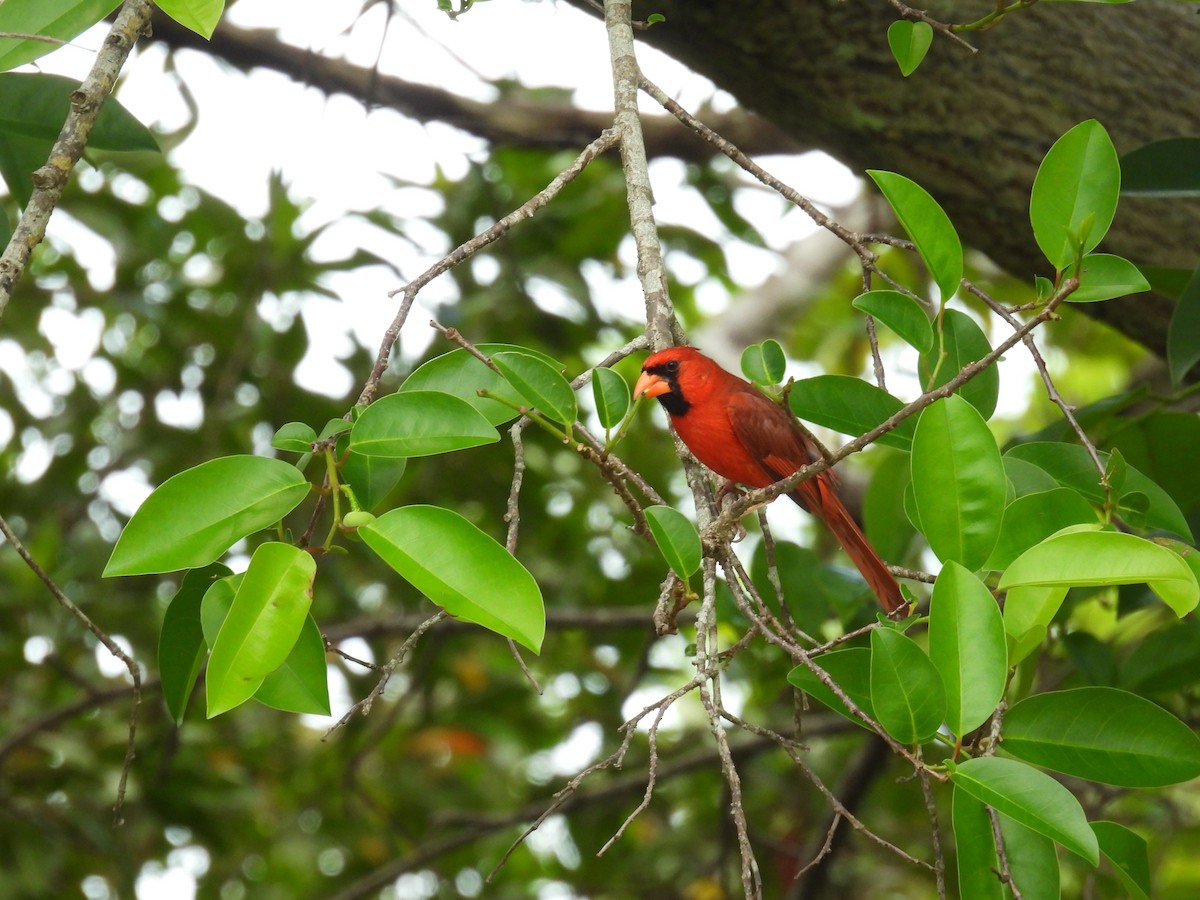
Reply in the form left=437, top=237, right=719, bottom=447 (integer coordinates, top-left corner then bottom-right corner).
left=724, top=389, right=817, bottom=485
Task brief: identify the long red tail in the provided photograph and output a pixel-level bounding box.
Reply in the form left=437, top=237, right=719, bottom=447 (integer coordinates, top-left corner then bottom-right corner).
left=793, top=477, right=907, bottom=617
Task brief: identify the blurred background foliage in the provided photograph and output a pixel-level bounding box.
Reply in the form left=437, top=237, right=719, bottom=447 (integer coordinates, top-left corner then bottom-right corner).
left=2, top=2, right=1199, bottom=899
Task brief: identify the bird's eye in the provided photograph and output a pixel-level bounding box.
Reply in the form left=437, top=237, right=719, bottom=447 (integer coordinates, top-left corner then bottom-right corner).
left=664, top=360, right=680, bottom=375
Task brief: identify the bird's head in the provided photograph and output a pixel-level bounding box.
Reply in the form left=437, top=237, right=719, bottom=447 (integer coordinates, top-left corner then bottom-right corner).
left=633, top=346, right=719, bottom=417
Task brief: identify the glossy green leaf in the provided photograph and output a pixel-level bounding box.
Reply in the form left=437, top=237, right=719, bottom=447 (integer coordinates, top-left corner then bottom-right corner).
left=949, top=756, right=1099, bottom=865
left=155, top=0, right=226, bottom=39
left=984, top=488, right=1098, bottom=570
left=159, top=563, right=231, bottom=725
left=787, top=648, right=875, bottom=728
left=999, top=529, right=1199, bottom=616
left=928, top=562, right=1007, bottom=737
left=199, top=577, right=329, bottom=715
left=1061, top=253, right=1150, bottom=302
left=998, top=812, right=1061, bottom=900
left=0, top=73, right=158, bottom=205
left=200, top=574, right=240, bottom=647
left=361, top=505, right=545, bottom=652
left=591, top=366, right=630, bottom=430
left=272, top=421, right=317, bottom=453
left=787, top=375, right=916, bottom=450
left=886, top=20, right=933, bottom=77
left=740, top=339, right=786, bottom=386
left=1120, top=137, right=1200, bottom=197
left=911, top=396, right=1005, bottom=570
left=868, top=170, right=962, bottom=303
left=870, top=628, right=946, bottom=744
left=400, top=344, right=565, bottom=426
left=952, top=789, right=1005, bottom=900
left=643, top=505, right=701, bottom=579
left=1030, top=119, right=1120, bottom=270
left=851, top=290, right=934, bottom=352
left=339, top=449, right=406, bottom=512
left=103, top=456, right=311, bottom=577
left=252, top=614, right=331, bottom=716
left=349, top=390, right=498, bottom=458
left=492, top=350, right=576, bottom=425
left=1167, top=263, right=1200, bottom=385
left=1003, top=456, right=1061, bottom=498
left=206, top=543, right=316, bottom=718
left=0, top=0, right=121, bottom=72
left=1005, top=442, right=1192, bottom=540
left=1003, top=584, right=1067, bottom=647
left=863, top=451, right=917, bottom=564
left=919, top=309, right=999, bottom=420
left=1092, top=821, right=1151, bottom=900
left=1003, top=687, right=1200, bottom=787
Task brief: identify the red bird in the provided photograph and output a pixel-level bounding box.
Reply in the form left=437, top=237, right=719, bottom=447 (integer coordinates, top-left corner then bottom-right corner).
left=634, top=346, right=907, bottom=617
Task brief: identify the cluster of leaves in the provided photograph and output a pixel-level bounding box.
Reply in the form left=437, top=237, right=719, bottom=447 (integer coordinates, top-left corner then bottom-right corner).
left=92, top=112, right=1200, bottom=897
left=711, top=119, right=1198, bottom=897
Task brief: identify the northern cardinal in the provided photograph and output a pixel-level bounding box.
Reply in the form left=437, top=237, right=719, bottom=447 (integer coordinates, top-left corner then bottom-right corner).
left=634, top=346, right=907, bottom=617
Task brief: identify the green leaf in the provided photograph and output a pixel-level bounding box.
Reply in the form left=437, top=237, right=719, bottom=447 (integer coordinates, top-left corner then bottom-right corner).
left=272, top=421, right=317, bottom=453
left=949, top=756, right=1099, bottom=865
left=863, top=451, right=917, bottom=564
left=998, top=812, right=1061, bottom=900
left=1120, top=137, right=1200, bottom=197
left=400, top=344, right=565, bottom=427
left=1003, top=585, right=1067, bottom=649
left=361, top=505, right=545, bottom=653
left=1030, top=119, right=1120, bottom=270
left=869, top=628, right=946, bottom=744
left=867, top=170, right=963, bottom=303
left=1003, top=687, right=1200, bottom=787
left=1092, top=821, right=1151, bottom=900
left=911, top=396, right=1005, bottom=570
left=984, top=488, right=1098, bottom=570
left=786, top=648, right=875, bottom=728
left=1005, top=442, right=1192, bottom=540
left=1167, top=263, right=1200, bottom=385
left=155, top=0, right=226, bottom=39
left=740, top=339, right=786, bottom=386
left=952, top=789, right=1005, bottom=900
left=591, top=366, right=630, bottom=430
left=491, top=350, right=577, bottom=426
left=928, top=562, right=1007, bottom=737
left=1061, top=253, right=1150, bottom=302
left=0, top=73, right=159, bottom=205
left=252, top=614, right=331, bottom=716
left=886, top=20, right=934, bottom=77
left=339, top=449, right=406, bottom=512
left=349, top=390, right=499, bottom=458
left=103, top=456, right=311, bottom=577
left=0, top=0, right=121, bottom=72
left=643, top=505, right=701, bottom=579
left=851, top=290, right=934, bottom=352
left=159, top=563, right=231, bottom=724
left=787, top=375, right=916, bottom=450
left=919, top=309, right=999, bottom=420
left=999, top=529, right=1200, bottom=616
left=206, top=543, right=316, bottom=718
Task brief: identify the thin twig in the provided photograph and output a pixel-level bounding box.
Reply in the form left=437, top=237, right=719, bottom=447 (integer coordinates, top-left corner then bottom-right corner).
left=0, top=514, right=142, bottom=825
left=0, top=0, right=155, bottom=319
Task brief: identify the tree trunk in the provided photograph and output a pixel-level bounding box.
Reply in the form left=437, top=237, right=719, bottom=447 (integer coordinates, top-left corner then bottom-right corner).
left=624, top=0, right=1200, bottom=357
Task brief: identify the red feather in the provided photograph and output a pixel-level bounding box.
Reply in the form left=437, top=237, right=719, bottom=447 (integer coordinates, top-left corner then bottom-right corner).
left=635, top=346, right=907, bottom=616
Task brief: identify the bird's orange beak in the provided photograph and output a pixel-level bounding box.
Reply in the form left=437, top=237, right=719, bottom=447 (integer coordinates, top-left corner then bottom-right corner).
left=634, top=370, right=670, bottom=400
